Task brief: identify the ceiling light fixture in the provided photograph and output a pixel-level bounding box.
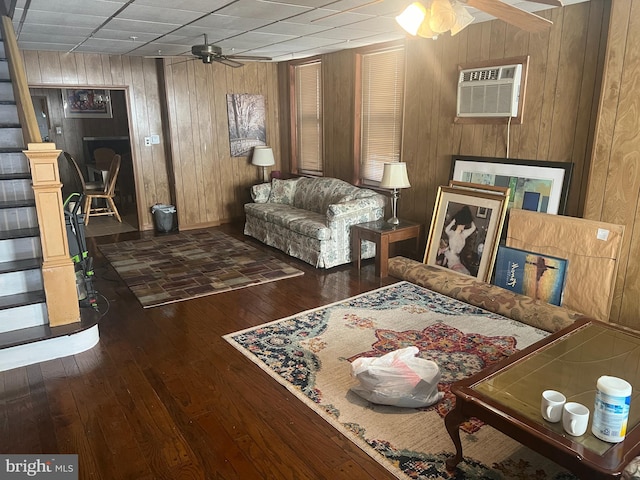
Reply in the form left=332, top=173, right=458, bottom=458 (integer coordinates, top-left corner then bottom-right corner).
left=396, top=0, right=474, bottom=39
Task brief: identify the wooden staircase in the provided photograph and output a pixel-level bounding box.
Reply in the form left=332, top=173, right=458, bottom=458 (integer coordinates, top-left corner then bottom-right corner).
left=0, top=20, right=100, bottom=372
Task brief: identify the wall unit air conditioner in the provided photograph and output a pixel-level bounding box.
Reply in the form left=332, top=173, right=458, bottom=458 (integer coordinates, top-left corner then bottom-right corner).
left=457, top=64, right=522, bottom=118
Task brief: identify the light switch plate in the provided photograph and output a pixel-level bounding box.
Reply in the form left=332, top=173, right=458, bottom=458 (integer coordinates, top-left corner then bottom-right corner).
left=150, top=134, right=160, bottom=144
left=144, top=136, right=151, bottom=146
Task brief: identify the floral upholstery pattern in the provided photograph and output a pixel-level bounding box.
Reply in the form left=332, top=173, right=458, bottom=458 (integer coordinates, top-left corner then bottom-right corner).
left=245, top=177, right=387, bottom=268
left=268, top=178, right=299, bottom=205
left=388, top=256, right=585, bottom=333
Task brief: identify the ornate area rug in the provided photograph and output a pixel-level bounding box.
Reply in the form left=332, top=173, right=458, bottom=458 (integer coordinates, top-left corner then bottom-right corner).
left=99, top=230, right=304, bottom=308
left=224, top=282, right=576, bottom=480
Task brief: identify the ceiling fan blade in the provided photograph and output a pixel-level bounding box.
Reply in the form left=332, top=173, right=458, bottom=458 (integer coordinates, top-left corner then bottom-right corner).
left=215, top=57, right=244, bottom=68
left=227, top=54, right=272, bottom=61
left=466, top=0, right=553, bottom=33
left=522, top=0, right=563, bottom=6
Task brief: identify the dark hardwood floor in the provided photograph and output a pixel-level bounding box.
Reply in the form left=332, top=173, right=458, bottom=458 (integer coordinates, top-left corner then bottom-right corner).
left=0, top=222, right=401, bottom=479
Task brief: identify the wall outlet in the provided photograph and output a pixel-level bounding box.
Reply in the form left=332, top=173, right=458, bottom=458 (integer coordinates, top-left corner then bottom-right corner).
left=144, top=136, right=151, bottom=146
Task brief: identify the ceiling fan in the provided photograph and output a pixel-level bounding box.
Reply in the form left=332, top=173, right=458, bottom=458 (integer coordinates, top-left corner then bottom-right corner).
left=324, top=0, right=563, bottom=36
left=152, top=35, right=272, bottom=68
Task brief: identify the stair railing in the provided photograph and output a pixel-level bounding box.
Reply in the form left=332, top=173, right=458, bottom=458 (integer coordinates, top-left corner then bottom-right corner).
left=1, top=16, right=80, bottom=326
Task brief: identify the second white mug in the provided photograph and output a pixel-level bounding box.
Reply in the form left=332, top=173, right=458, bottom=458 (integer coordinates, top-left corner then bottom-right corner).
left=562, top=402, right=590, bottom=436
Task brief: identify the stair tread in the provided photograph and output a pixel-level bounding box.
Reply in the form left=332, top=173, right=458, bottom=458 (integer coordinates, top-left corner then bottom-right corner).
left=0, top=290, right=45, bottom=311
left=0, top=198, right=35, bottom=208
left=0, top=226, right=39, bottom=240
left=0, top=172, right=30, bottom=180
left=0, top=257, right=42, bottom=274
left=0, top=303, right=102, bottom=349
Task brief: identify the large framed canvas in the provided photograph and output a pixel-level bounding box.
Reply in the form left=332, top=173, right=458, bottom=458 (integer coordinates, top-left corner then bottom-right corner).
left=450, top=156, right=573, bottom=215
left=226, top=93, right=266, bottom=157
left=63, top=89, right=112, bottom=118
left=424, top=185, right=509, bottom=282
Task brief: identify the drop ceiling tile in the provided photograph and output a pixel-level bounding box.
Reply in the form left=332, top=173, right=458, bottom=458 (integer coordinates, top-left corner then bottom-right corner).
left=92, top=29, right=161, bottom=42
left=18, top=32, right=89, bottom=44
left=163, top=29, right=245, bottom=44
left=27, top=0, right=126, bottom=16
left=19, top=23, right=94, bottom=36
left=346, top=15, right=400, bottom=33
left=106, top=18, right=182, bottom=35
left=308, top=26, right=379, bottom=40
left=133, top=0, right=230, bottom=13
left=191, top=14, right=272, bottom=31
left=214, top=0, right=312, bottom=21
left=269, top=35, right=343, bottom=49
left=20, top=10, right=107, bottom=29
left=289, top=9, right=374, bottom=28
left=116, top=4, right=205, bottom=24
left=18, top=42, right=75, bottom=52
left=255, top=21, right=330, bottom=36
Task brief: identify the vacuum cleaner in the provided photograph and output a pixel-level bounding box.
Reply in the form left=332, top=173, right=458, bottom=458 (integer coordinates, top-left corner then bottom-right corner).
left=64, top=193, right=99, bottom=310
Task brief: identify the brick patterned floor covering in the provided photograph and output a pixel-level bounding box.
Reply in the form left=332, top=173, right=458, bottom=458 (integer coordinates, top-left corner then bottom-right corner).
left=99, top=229, right=304, bottom=308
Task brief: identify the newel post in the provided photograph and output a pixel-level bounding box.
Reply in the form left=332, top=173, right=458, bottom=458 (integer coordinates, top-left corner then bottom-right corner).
left=24, top=143, right=80, bottom=326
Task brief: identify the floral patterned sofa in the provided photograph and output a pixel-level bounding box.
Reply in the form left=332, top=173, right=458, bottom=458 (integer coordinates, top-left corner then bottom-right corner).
left=244, top=177, right=386, bottom=268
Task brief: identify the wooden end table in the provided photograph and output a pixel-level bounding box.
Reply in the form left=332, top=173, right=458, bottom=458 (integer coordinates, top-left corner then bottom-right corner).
left=351, top=219, right=421, bottom=277
left=445, top=318, right=640, bottom=479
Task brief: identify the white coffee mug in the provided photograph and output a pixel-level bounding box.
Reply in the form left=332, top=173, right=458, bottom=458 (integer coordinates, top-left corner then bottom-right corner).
left=541, top=390, right=566, bottom=423
left=562, top=402, right=590, bottom=436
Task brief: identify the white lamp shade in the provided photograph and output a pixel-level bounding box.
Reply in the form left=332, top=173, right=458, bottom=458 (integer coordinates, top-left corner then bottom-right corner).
left=380, top=162, right=411, bottom=189
left=395, top=2, right=427, bottom=36
left=251, top=146, right=275, bottom=166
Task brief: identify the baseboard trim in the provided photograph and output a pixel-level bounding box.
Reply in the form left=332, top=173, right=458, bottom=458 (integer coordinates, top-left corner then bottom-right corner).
left=0, top=324, right=99, bottom=372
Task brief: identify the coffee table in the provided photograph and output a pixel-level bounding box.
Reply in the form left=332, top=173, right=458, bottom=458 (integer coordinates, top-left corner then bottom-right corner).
left=445, top=318, right=640, bottom=479
left=351, top=219, right=421, bottom=277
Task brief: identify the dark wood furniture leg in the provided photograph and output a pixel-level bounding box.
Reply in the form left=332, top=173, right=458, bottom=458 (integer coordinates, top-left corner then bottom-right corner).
left=352, top=229, right=362, bottom=270
left=444, top=402, right=466, bottom=473
left=377, top=236, right=388, bottom=277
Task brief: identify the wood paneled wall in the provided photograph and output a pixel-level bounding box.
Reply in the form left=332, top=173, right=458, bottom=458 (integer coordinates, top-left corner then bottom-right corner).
left=585, top=0, right=640, bottom=328
left=281, top=1, right=605, bottom=227
left=162, top=59, right=280, bottom=229
left=22, top=52, right=171, bottom=231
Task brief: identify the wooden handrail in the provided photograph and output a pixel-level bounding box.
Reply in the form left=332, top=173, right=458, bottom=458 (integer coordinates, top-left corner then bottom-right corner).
left=0, top=15, right=40, bottom=144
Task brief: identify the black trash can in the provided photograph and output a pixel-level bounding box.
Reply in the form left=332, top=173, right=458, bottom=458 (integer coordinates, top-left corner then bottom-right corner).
left=151, top=204, right=177, bottom=233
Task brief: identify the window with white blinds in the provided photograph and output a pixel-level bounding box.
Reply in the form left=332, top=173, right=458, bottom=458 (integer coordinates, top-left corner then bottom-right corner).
left=359, top=47, right=405, bottom=185
left=293, top=61, right=323, bottom=175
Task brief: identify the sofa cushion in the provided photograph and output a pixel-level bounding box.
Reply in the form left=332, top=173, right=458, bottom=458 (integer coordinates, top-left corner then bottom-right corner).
left=288, top=212, right=332, bottom=240
left=268, top=178, right=299, bottom=205
left=245, top=203, right=308, bottom=229
left=293, top=177, right=361, bottom=214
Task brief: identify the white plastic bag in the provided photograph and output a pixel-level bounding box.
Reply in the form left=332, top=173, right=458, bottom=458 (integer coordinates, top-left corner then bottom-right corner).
left=350, top=346, right=444, bottom=408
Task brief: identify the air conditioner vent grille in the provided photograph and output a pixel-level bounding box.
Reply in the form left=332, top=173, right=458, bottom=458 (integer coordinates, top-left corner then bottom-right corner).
left=461, top=68, right=499, bottom=82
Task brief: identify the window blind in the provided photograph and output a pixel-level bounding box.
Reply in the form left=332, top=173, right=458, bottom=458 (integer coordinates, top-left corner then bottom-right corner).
left=360, top=48, right=405, bottom=184
left=295, top=61, right=323, bottom=174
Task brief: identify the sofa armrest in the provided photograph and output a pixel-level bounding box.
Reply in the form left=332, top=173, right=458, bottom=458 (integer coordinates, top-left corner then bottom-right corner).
left=388, top=256, right=585, bottom=333
left=250, top=182, right=271, bottom=203
left=326, top=197, right=385, bottom=221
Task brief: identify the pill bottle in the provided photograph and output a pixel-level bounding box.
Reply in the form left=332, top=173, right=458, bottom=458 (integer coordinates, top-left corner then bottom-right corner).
left=592, top=376, right=632, bottom=443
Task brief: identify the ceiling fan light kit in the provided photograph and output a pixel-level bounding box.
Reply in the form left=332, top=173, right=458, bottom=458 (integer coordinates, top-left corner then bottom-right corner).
left=396, top=0, right=561, bottom=38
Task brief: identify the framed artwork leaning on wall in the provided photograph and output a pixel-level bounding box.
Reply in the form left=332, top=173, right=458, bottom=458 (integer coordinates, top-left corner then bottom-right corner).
left=450, top=155, right=573, bottom=215
left=424, top=184, right=509, bottom=282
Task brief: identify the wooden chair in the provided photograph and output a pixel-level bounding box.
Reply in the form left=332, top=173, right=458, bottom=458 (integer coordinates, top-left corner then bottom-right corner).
left=82, top=154, right=122, bottom=225
left=63, top=151, right=103, bottom=192
left=93, top=147, right=117, bottom=171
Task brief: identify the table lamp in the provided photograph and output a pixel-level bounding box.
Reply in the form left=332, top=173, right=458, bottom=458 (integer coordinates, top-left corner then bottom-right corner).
left=380, top=162, right=411, bottom=225
left=251, top=146, right=275, bottom=183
